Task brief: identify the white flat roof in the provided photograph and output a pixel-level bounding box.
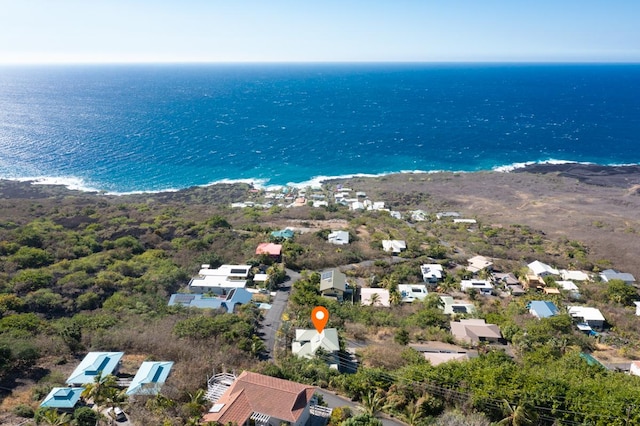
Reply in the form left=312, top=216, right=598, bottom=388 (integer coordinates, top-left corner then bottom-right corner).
left=190, top=276, right=247, bottom=289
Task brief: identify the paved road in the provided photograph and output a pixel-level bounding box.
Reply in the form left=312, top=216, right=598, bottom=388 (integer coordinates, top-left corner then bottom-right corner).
left=314, top=388, right=407, bottom=426
left=259, top=268, right=300, bottom=360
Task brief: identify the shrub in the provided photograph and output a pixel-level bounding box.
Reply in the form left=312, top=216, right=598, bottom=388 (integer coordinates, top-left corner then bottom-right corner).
left=9, top=246, right=54, bottom=268
left=12, top=404, right=35, bottom=418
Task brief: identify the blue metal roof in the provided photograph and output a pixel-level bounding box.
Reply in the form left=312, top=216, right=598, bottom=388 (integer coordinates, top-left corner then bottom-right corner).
left=66, top=352, right=124, bottom=385
left=528, top=301, right=559, bottom=318
left=125, top=361, right=174, bottom=395
left=40, top=387, right=84, bottom=408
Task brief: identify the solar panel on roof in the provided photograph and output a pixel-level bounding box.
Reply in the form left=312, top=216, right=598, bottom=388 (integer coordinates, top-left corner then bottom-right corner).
left=173, top=294, right=196, bottom=304
left=321, top=271, right=333, bottom=280
left=230, top=268, right=247, bottom=274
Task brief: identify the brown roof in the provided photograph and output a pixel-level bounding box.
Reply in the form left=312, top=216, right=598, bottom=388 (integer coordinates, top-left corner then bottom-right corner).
left=450, top=319, right=502, bottom=344
left=202, top=371, right=316, bottom=424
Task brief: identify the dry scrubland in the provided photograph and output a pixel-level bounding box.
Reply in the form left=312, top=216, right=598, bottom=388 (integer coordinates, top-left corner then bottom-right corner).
left=339, top=164, right=640, bottom=279
left=1, top=163, right=640, bottom=425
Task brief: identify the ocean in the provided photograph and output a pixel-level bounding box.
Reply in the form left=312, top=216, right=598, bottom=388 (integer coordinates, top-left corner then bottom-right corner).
left=0, top=63, right=639, bottom=194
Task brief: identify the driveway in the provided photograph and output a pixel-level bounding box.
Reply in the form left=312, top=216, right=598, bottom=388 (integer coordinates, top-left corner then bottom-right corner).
left=259, top=268, right=299, bottom=360
left=314, top=388, right=407, bottom=426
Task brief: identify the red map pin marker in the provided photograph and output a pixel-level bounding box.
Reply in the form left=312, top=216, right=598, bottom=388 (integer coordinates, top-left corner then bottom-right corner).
left=311, top=306, right=329, bottom=334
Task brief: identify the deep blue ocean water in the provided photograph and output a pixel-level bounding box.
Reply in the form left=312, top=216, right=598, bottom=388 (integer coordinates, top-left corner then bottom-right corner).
left=0, top=63, right=639, bottom=193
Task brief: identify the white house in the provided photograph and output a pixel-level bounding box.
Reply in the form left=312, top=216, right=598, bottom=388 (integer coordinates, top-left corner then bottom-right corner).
left=399, top=284, right=429, bottom=303
left=411, top=210, right=428, bottom=222
left=567, top=306, right=606, bottom=331
left=440, top=296, right=476, bottom=315
left=382, top=240, right=407, bottom=254
left=630, top=361, right=640, bottom=377
left=528, top=261, right=559, bottom=277
left=460, top=279, right=494, bottom=295
left=560, top=270, right=590, bottom=281
left=634, top=301, right=640, bottom=316
left=292, top=328, right=340, bottom=368
left=188, top=264, right=251, bottom=295
left=328, top=230, right=350, bottom=245
left=360, top=288, right=391, bottom=307
left=421, top=264, right=444, bottom=283
left=436, top=212, right=460, bottom=220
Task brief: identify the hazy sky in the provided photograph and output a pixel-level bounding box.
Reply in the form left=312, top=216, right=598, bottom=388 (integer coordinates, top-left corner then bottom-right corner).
left=1, top=0, right=639, bottom=63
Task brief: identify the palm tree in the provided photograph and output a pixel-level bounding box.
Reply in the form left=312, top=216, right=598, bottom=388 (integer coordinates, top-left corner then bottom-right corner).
left=39, top=408, right=72, bottom=426
left=81, top=371, right=119, bottom=409
left=369, top=292, right=381, bottom=306
left=360, top=390, right=385, bottom=417
left=399, top=400, right=422, bottom=426
left=497, top=399, right=537, bottom=426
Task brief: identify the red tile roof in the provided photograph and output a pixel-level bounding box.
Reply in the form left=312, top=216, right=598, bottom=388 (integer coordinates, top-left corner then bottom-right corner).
left=202, top=371, right=316, bottom=424
left=255, top=243, right=282, bottom=256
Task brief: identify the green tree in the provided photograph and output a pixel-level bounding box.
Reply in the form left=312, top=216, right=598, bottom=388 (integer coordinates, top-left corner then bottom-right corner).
left=341, top=413, right=383, bottom=426
left=73, top=406, right=98, bottom=426
left=10, top=246, right=53, bottom=268
left=605, top=279, right=638, bottom=305
left=394, top=328, right=410, bottom=346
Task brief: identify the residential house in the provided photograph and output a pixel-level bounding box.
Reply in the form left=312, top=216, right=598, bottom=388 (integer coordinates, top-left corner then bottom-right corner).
left=126, top=361, right=174, bottom=396
left=460, top=279, right=494, bottom=295
left=600, top=269, right=636, bottom=285
left=327, top=230, right=349, bottom=245
left=467, top=256, right=493, bottom=274
left=421, top=264, right=444, bottom=284
left=369, top=201, right=386, bottom=211
left=528, top=301, right=560, bottom=319
left=271, top=229, right=294, bottom=240
left=523, top=274, right=546, bottom=290
left=360, top=288, right=390, bottom=307
left=491, top=272, right=515, bottom=285
left=450, top=319, right=503, bottom=345
left=436, top=212, right=460, bottom=220
left=634, top=301, right=640, bottom=316
left=399, top=284, right=429, bottom=303
left=319, top=269, right=347, bottom=302
left=188, top=264, right=251, bottom=295
left=630, top=361, right=640, bottom=377
left=168, top=288, right=253, bottom=312
left=66, top=351, right=124, bottom=386
left=292, top=328, right=340, bottom=368
left=202, top=371, right=316, bottom=426
left=493, top=273, right=524, bottom=295
left=557, top=280, right=581, bottom=299
left=528, top=260, right=559, bottom=277
left=560, top=269, right=590, bottom=281
left=256, top=243, right=283, bottom=260
left=40, top=387, right=84, bottom=411
left=389, top=211, right=403, bottom=220
left=453, top=218, right=477, bottom=224
left=350, top=201, right=365, bottom=211
left=410, top=210, right=427, bottom=222
left=568, top=306, right=606, bottom=331
left=382, top=240, right=407, bottom=254
left=440, top=296, right=476, bottom=315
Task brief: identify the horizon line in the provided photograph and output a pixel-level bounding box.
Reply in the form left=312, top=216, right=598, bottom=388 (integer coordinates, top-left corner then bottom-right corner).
left=1, top=59, right=640, bottom=66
